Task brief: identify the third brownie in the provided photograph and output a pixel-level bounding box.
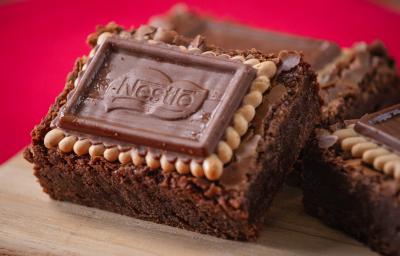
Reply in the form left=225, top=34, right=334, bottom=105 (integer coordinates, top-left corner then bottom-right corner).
left=303, top=104, right=400, bottom=255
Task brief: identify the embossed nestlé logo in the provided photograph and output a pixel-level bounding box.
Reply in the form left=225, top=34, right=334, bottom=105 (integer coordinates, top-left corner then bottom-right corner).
left=58, top=38, right=256, bottom=156
left=104, top=68, right=208, bottom=120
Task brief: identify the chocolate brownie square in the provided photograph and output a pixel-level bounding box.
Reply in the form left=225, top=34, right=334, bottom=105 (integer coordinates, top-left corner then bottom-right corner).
left=24, top=23, right=320, bottom=240
left=303, top=104, right=400, bottom=255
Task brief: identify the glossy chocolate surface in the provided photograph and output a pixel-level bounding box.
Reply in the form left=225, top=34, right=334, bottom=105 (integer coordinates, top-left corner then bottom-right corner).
left=56, top=38, right=256, bottom=156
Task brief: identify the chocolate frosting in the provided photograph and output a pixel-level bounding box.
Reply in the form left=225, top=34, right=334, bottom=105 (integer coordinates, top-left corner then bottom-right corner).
left=220, top=83, right=288, bottom=189
left=318, top=46, right=371, bottom=104
left=220, top=134, right=261, bottom=190
left=254, top=84, right=288, bottom=135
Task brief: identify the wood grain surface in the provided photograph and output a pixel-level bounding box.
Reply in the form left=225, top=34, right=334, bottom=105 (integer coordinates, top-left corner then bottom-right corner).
left=0, top=151, right=377, bottom=256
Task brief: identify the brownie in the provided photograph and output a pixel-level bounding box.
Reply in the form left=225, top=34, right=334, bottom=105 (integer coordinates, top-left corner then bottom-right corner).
left=24, top=23, right=320, bottom=240
left=303, top=104, right=400, bottom=255
left=150, top=4, right=400, bottom=125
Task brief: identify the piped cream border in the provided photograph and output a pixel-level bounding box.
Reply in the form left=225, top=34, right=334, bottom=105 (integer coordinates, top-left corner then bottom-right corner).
left=323, top=124, right=400, bottom=179
left=43, top=27, right=278, bottom=181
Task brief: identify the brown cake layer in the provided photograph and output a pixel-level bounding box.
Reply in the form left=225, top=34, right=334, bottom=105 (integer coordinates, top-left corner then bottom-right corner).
left=303, top=131, right=400, bottom=255
left=24, top=24, right=320, bottom=240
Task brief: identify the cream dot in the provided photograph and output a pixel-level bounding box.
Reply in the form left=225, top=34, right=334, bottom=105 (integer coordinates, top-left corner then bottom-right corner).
left=190, top=160, right=204, bottom=177
left=104, top=147, right=119, bottom=162
left=347, top=124, right=356, bottom=129
left=203, top=154, right=223, bottom=181
left=225, top=127, right=240, bottom=150
left=58, top=136, right=77, bottom=153
left=243, top=91, right=263, bottom=108
left=250, top=76, right=270, bottom=93
left=89, top=144, right=105, bottom=158
left=233, top=113, right=248, bottom=136
left=118, top=30, right=131, bottom=39
left=178, top=45, right=188, bottom=52
left=89, top=144, right=105, bottom=157
left=333, top=128, right=358, bottom=141
left=201, top=51, right=216, bottom=57
left=231, top=55, right=245, bottom=62
left=73, top=77, right=79, bottom=87
left=188, top=47, right=201, bottom=54
left=373, top=154, right=399, bottom=171
left=97, top=32, right=112, bottom=45
left=341, top=137, right=366, bottom=151
left=176, top=159, right=190, bottom=174
left=384, top=160, right=400, bottom=178
left=243, top=58, right=260, bottom=66
left=146, top=153, right=160, bottom=170
left=218, top=54, right=230, bottom=59
left=131, top=150, right=144, bottom=166
left=73, top=139, right=91, bottom=156
left=218, top=141, right=233, bottom=164
left=237, top=105, right=256, bottom=122
left=153, top=27, right=177, bottom=43
left=255, top=61, right=277, bottom=78
left=147, top=39, right=158, bottom=45
left=89, top=48, right=96, bottom=58
left=362, top=148, right=390, bottom=164
left=390, top=161, right=400, bottom=180
left=44, top=129, right=65, bottom=149
left=351, top=142, right=378, bottom=158
left=118, top=151, right=132, bottom=164
left=160, top=155, right=175, bottom=172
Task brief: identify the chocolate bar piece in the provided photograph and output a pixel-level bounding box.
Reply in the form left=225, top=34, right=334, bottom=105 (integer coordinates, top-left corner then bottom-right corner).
left=150, top=5, right=400, bottom=125
left=24, top=23, right=320, bottom=240
left=355, top=105, right=400, bottom=152
left=303, top=104, right=400, bottom=255
left=56, top=38, right=255, bottom=156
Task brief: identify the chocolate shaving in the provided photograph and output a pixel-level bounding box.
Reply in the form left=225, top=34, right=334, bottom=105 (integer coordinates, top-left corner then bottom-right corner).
left=318, top=135, right=338, bottom=149
left=277, top=51, right=301, bottom=73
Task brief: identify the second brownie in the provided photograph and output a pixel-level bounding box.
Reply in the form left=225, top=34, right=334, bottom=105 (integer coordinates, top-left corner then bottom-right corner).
left=303, top=105, right=400, bottom=255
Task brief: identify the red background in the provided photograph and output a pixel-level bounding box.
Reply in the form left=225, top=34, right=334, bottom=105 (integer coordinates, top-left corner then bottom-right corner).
left=0, top=0, right=399, bottom=163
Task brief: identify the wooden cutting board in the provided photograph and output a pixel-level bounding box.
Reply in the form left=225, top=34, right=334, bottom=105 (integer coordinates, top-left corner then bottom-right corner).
left=0, top=151, right=377, bottom=256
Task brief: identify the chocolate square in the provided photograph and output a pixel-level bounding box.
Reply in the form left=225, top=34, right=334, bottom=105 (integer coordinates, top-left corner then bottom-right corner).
left=56, top=38, right=256, bottom=156
left=355, top=104, right=400, bottom=153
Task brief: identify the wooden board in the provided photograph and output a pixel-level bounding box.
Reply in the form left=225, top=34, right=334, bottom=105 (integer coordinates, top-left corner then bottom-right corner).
left=0, top=151, right=377, bottom=256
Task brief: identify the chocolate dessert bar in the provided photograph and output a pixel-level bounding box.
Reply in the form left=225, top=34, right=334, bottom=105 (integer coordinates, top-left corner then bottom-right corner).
left=150, top=5, right=400, bottom=125
left=303, top=104, right=400, bottom=255
left=24, top=23, right=320, bottom=240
